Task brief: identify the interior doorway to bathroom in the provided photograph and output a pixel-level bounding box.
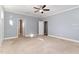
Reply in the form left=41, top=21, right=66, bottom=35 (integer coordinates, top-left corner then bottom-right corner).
left=17, top=19, right=25, bottom=38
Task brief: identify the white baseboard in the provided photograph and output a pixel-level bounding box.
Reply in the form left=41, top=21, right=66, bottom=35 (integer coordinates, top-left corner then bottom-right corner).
left=48, top=35, right=79, bottom=43
left=4, top=36, right=18, bottom=40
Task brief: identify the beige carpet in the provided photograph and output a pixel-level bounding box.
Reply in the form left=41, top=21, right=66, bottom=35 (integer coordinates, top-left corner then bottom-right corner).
left=0, top=36, right=79, bottom=54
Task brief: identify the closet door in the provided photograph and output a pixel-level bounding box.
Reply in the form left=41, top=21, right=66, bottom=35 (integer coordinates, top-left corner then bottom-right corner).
left=39, top=21, right=44, bottom=35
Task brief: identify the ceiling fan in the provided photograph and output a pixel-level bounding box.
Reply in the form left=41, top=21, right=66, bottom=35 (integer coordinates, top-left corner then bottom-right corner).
left=33, top=5, right=50, bottom=14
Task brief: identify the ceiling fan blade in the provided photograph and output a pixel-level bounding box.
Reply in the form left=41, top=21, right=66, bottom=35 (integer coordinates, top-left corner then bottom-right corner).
left=43, top=9, right=50, bottom=11
left=42, top=5, right=46, bottom=9
left=33, top=7, right=40, bottom=9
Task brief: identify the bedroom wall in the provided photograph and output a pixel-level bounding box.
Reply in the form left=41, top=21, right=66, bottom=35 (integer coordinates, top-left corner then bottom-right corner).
left=44, top=7, right=79, bottom=41
left=4, top=11, right=39, bottom=39
left=0, top=6, right=4, bottom=45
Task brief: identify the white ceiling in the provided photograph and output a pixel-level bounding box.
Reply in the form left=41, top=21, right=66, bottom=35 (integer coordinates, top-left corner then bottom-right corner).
left=4, top=5, right=79, bottom=18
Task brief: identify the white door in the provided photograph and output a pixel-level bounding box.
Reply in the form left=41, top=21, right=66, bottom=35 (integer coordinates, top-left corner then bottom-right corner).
left=39, top=21, right=44, bottom=35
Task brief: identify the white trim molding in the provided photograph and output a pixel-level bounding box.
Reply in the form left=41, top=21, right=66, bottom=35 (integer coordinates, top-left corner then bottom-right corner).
left=53, top=6, right=79, bottom=15
left=48, top=35, right=79, bottom=43
left=45, top=6, right=79, bottom=18
left=4, top=36, right=18, bottom=40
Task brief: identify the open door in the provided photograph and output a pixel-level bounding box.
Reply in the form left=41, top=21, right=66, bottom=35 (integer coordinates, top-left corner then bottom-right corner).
left=39, top=21, right=44, bottom=35
left=38, top=21, right=48, bottom=36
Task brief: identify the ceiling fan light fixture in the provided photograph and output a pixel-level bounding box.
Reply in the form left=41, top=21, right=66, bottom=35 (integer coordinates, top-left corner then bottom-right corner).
left=39, top=9, right=43, bottom=12
left=33, top=5, right=50, bottom=14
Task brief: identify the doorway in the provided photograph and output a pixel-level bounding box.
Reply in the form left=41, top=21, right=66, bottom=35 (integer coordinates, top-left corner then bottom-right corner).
left=17, top=19, right=24, bottom=38
left=38, top=21, right=48, bottom=36
left=44, top=21, right=48, bottom=36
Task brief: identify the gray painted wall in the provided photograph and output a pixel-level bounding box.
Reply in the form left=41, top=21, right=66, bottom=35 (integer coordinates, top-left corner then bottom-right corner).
left=4, top=11, right=39, bottom=38
left=0, top=6, right=4, bottom=44
left=24, top=16, right=39, bottom=35
left=45, top=8, right=79, bottom=40
left=0, top=7, right=2, bottom=40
